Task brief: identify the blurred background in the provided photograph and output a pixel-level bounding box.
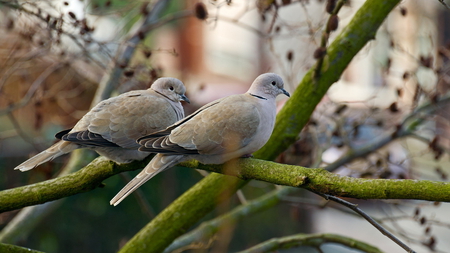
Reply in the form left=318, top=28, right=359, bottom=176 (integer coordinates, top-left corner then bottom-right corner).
left=0, top=0, right=450, bottom=252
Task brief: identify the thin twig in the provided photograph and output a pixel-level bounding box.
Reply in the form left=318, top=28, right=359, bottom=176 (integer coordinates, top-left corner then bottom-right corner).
left=438, top=0, right=450, bottom=10
left=317, top=193, right=416, bottom=253
left=325, top=95, right=450, bottom=172
left=0, top=63, right=63, bottom=116
left=313, top=0, right=347, bottom=80
left=93, top=0, right=172, bottom=104
left=119, top=172, right=155, bottom=219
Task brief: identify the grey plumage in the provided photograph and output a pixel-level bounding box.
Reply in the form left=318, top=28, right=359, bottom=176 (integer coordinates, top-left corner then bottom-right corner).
left=110, top=73, right=290, bottom=206
left=14, top=77, right=189, bottom=172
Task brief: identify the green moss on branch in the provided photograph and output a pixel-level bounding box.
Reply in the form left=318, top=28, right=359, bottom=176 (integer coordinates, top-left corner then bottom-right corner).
left=236, top=233, right=382, bottom=253
left=181, top=158, right=450, bottom=202
left=0, top=157, right=149, bottom=213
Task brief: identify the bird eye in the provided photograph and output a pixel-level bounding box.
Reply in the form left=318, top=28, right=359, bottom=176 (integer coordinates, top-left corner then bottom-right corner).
left=169, top=86, right=174, bottom=91
left=271, top=81, right=276, bottom=86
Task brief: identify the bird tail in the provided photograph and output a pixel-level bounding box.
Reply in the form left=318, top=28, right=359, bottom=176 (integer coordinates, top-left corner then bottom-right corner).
left=14, top=141, right=78, bottom=172
left=110, top=154, right=185, bottom=206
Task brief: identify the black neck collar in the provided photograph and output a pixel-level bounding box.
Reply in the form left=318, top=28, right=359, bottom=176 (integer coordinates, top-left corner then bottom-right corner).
left=249, top=93, right=267, bottom=100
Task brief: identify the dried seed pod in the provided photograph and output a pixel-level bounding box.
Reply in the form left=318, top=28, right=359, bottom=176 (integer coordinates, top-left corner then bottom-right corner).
left=313, top=47, right=327, bottom=59
left=402, top=72, right=409, bottom=80
left=420, top=216, right=426, bottom=225
left=400, top=7, right=407, bottom=16
left=124, top=70, right=134, bottom=77
left=68, top=12, right=76, bottom=20
left=327, top=14, right=339, bottom=31
left=334, top=104, right=347, bottom=115
left=420, top=55, right=433, bottom=68
left=143, top=50, right=152, bottom=58
left=326, top=0, right=336, bottom=14
left=195, top=3, right=208, bottom=20
left=141, top=2, right=149, bottom=15
left=138, top=30, right=145, bottom=40
left=388, top=102, right=399, bottom=113
left=286, top=50, right=294, bottom=62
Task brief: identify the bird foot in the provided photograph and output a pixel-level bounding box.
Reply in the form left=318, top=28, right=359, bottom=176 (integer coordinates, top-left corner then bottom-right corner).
left=241, top=154, right=253, bottom=158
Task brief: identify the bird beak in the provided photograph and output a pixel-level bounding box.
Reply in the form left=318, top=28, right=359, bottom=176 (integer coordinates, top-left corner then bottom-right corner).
left=181, top=94, right=190, bottom=103
left=281, top=89, right=290, bottom=97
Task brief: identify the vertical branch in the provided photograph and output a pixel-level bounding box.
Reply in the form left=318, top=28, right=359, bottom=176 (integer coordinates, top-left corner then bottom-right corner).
left=120, top=0, right=403, bottom=252
left=93, top=0, right=170, bottom=104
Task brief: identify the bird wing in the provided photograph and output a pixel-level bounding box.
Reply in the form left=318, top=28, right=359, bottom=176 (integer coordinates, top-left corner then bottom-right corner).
left=66, top=90, right=182, bottom=149
left=139, top=95, right=260, bottom=155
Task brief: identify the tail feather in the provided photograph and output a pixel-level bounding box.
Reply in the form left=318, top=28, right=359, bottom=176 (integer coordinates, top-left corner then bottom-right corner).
left=110, top=154, right=185, bottom=206
left=14, top=141, right=78, bottom=172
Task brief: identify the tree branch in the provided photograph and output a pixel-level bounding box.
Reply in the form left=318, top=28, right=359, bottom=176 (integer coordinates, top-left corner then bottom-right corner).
left=235, top=233, right=382, bottom=253
left=318, top=194, right=416, bottom=253
left=163, top=186, right=298, bottom=253
left=0, top=156, right=149, bottom=213
left=2, top=157, right=450, bottom=214
left=0, top=242, right=43, bottom=253
left=118, top=0, right=403, bottom=252
left=180, top=159, right=450, bottom=202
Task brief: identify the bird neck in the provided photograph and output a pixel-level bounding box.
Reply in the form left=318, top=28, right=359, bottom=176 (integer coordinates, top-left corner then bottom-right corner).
left=249, top=93, right=267, bottom=100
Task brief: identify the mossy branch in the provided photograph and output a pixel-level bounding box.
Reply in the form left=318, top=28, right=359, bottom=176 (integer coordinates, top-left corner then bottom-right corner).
left=2, top=157, right=449, bottom=213
left=180, top=159, right=450, bottom=202
left=255, top=0, right=402, bottom=160
left=0, top=242, right=44, bottom=253
left=120, top=0, right=402, bottom=252
left=236, top=233, right=382, bottom=253
left=163, top=187, right=298, bottom=253
left=0, top=157, right=150, bottom=213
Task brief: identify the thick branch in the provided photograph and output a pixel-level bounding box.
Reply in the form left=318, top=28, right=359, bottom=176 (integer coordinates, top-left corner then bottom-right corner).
left=0, top=157, right=149, bottom=213
left=164, top=187, right=298, bottom=253
left=0, top=242, right=43, bottom=253
left=115, top=0, right=403, bottom=252
left=2, top=157, right=449, bottom=214
left=180, top=159, right=450, bottom=202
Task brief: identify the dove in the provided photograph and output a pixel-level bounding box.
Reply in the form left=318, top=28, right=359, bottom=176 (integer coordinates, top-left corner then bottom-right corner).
left=110, top=73, right=289, bottom=206
left=13, top=77, right=189, bottom=172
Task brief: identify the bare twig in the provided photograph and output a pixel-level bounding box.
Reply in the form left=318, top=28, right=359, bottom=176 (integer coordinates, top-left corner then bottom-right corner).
left=93, top=0, right=172, bottom=103
left=0, top=63, right=63, bottom=116
left=317, top=193, right=416, bottom=253
left=313, top=0, right=347, bottom=80
left=325, top=95, right=450, bottom=172
left=438, top=0, right=450, bottom=10
left=119, top=172, right=155, bottom=219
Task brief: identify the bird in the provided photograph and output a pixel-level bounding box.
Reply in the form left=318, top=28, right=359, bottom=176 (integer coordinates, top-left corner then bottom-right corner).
left=13, top=77, right=190, bottom=172
left=110, top=73, right=290, bottom=206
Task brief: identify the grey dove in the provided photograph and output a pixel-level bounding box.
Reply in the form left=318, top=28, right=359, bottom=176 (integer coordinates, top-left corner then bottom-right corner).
left=14, top=77, right=189, bottom=172
left=110, top=73, right=289, bottom=206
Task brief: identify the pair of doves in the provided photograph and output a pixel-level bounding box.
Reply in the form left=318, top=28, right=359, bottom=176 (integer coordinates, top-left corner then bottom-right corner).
left=13, top=73, right=290, bottom=206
